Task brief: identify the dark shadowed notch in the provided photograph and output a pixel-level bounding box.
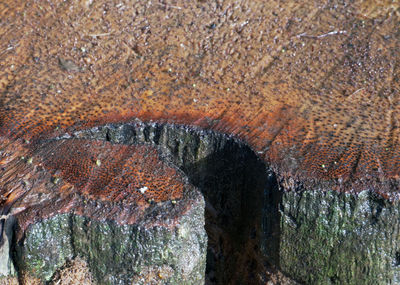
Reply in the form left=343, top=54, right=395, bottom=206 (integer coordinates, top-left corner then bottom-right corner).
left=0, top=122, right=284, bottom=284
left=70, top=122, right=284, bottom=284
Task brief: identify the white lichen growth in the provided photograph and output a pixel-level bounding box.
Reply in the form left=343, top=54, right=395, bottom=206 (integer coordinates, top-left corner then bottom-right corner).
left=139, top=186, right=148, bottom=194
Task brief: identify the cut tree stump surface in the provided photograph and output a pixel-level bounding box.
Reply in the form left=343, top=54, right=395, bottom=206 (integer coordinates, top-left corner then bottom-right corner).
left=0, top=0, right=399, bottom=284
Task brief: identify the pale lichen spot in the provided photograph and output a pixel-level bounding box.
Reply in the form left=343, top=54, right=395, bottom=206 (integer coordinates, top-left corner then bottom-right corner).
left=139, top=186, right=148, bottom=194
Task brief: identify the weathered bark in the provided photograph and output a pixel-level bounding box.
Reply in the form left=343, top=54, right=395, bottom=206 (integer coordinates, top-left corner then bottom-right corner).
left=277, top=188, right=400, bottom=284
left=15, top=192, right=207, bottom=284
left=0, top=217, right=16, bottom=278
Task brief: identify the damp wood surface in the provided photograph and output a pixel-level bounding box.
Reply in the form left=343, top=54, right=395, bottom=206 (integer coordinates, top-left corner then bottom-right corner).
left=0, top=0, right=399, bottom=215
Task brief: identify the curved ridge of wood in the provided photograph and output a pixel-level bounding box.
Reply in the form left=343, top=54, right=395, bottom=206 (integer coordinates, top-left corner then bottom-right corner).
left=1, top=137, right=194, bottom=242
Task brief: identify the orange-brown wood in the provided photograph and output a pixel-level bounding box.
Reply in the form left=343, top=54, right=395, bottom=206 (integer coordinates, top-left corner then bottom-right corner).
left=0, top=0, right=399, bottom=216
left=0, top=137, right=192, bottom=240
left=38, top=139, right=184, bottom=204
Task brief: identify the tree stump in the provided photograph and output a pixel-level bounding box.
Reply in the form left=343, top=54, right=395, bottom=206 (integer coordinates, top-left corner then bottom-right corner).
left=0, top=0, right=399, bottom=284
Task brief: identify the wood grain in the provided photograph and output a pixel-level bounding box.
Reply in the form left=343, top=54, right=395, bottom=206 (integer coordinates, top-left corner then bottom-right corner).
left=0, top=0, right=399, bottom=220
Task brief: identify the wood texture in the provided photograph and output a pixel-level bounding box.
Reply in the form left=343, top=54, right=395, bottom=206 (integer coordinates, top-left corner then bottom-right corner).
left=0, top=0, right=399, bottom=226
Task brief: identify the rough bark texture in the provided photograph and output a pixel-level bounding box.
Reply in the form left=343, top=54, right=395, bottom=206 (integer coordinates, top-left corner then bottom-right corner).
left=15, top=192, right=207, bottom=284
left=278, top=189, right=400, bottom=284
left=0, top=217, right=16, bottom=278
